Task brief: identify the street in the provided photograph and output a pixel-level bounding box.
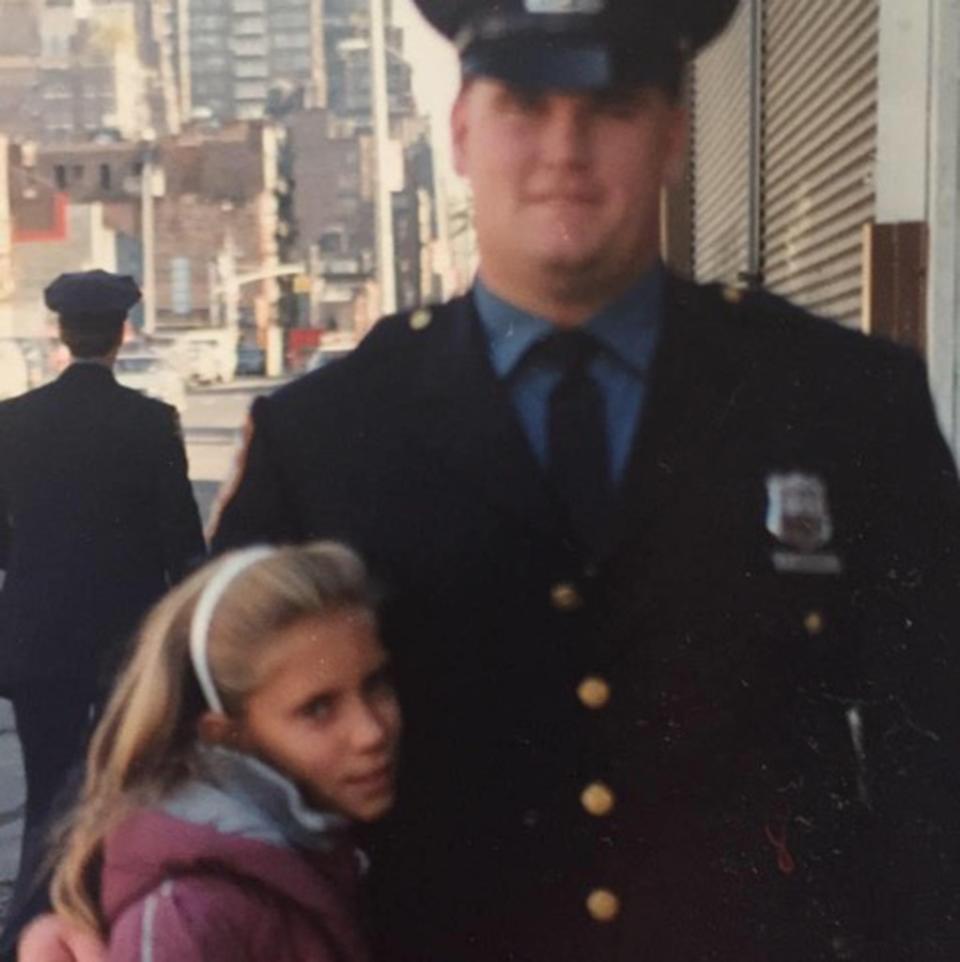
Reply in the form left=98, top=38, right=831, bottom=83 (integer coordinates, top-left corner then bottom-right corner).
left=0, top=375, right=284, bottom=920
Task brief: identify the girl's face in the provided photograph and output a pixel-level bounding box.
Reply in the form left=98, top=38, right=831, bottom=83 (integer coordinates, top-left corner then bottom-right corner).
left=235, top=609, right=402, bottom=822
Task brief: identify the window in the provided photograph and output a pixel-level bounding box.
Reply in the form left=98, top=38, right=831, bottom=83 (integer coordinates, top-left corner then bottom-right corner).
left=54, top=165, right=67, bottom=189
left=269, top=11, right=305, bottom=28
left=234, top=60, right=268, bottom=79
left=170, top=258, right=192, bottom=316
left=271, top=32, right=310, bottom=49
left=319, top=230, right=343, bottom=254
left=99, top=163, right=111, bottom=190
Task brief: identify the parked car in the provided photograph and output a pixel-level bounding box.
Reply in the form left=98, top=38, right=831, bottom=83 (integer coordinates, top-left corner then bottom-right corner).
left=114, top=353, right=187, bottom=412
left=306, top=345, right=355, bottom=372
left=179, top=329, right=237, bottom=384
left=235, top=344, right=266, bottom=377
left=305, top=334, right=358, bottom=373
left=143, top=334, right=193, bottom=381
left=184, top=342, right=222, bottom=384
left=0, top=340, right=30, bottom=399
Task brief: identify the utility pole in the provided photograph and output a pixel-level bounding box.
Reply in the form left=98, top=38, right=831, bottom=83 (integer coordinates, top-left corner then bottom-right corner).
left=140, top=130, right=158, bottom=335
left=370, top=0, right=396, bottom=315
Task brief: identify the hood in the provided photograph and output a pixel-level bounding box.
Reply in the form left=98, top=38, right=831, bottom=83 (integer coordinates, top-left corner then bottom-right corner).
left=101, top=747, right=361, bottom=926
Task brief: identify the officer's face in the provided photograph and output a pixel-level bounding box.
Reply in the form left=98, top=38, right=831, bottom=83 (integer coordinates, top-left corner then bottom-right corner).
left=452, top=78, right=687, bottom=296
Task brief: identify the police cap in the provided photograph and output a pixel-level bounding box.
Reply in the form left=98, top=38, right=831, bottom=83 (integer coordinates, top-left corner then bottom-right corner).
left=413, top=0, right=740, bottom=92
left=43, top=269, right=141, bottom=321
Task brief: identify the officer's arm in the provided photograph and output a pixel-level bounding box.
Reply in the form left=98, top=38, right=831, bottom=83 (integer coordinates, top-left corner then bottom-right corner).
left=863, top=351, right=960, bottom=947
left=0, top=413, right=10, bottom=570
left=155, top=407, right=206, bottom=582
left=0, top=488, right=8, bottom=570
left=209, top=395, right=297, bottom=553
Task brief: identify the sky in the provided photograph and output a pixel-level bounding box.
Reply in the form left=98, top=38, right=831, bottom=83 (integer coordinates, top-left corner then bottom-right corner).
left=392, top=0, right=461, bottom=189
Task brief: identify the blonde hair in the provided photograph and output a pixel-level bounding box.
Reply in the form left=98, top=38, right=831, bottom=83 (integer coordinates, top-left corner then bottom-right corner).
left=51, top=541, right=376, bottom=934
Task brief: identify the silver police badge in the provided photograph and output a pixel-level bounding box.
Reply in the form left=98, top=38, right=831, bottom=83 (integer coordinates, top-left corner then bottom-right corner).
left=524, top=0, right=606, bottom=13
left=766, top=472, right=843, bottom=574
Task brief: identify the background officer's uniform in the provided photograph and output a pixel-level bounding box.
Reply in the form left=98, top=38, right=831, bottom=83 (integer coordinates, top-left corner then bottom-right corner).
left=213, top=4, right=960, bottom=960
left=0, top=271, right=204, bottom=955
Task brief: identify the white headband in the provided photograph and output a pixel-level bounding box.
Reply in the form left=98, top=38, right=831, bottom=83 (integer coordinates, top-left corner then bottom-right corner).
left=189, top=546, right=276, bottom=713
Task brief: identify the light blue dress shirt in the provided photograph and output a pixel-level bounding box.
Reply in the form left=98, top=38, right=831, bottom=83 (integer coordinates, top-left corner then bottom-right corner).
left=474, top=266, right=664, bottom=484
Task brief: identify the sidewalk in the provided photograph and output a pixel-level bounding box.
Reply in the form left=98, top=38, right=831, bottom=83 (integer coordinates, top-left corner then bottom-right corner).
left=0, top=699, right=24, bottom=919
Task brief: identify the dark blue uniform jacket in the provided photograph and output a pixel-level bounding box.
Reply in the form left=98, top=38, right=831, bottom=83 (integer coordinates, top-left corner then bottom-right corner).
left=0, top=364, right=205, bottom=692
left=214, top=276, right=960, bottom=962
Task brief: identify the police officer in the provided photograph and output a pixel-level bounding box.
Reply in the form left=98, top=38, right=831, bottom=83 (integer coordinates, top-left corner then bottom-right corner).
left=211, top=2, right=960, bottom=960
left=0, top=270, right=205, bottom=957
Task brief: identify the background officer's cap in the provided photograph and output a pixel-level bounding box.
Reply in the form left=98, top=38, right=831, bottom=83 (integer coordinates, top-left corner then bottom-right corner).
left=414, top=0, right=740, bottom=91
left=44, top=269, right=141, bottom=321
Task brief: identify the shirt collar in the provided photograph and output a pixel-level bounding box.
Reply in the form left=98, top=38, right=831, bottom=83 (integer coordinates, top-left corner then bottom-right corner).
left=474, top=263, right=664, bottom=378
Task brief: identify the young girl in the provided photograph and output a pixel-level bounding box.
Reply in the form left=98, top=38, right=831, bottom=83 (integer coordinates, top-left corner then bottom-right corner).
left=45, top=542, right=402, bottom=962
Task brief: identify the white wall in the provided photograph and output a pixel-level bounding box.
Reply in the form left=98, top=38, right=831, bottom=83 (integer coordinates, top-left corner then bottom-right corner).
left=927, top=0, right=960, bottom=452
left=877, top=0, right=960, bottom=454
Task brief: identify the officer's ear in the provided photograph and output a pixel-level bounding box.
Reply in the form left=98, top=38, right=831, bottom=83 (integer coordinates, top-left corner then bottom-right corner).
left=661, top=102, right=689, bottom=190
left=451, top=78, right=474, bottom=177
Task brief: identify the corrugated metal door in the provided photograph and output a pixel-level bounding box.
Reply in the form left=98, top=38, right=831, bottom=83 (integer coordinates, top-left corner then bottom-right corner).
left=762, top=0, right=879, bottom=327
left=691, top=0, right=752, bottom=285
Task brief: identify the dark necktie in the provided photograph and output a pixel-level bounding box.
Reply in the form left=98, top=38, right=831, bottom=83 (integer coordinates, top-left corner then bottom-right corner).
left=539, top=330, right=612, bottom=553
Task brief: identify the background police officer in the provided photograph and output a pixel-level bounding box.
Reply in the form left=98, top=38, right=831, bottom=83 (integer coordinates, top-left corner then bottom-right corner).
left=0, top=270, right=205, bottom=958
left=213, top=2, right=960, bottom=959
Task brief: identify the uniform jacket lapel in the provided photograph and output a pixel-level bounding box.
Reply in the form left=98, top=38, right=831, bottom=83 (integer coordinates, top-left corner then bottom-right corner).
left=395, top=294, right=566, bottom=539
left=393, top=280, right=747, bottom=553
left=605, top=275, right=748, bottom=558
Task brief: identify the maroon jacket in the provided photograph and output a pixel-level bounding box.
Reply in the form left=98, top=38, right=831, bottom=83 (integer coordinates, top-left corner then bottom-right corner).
left=100, top=753, right=373, bottom=962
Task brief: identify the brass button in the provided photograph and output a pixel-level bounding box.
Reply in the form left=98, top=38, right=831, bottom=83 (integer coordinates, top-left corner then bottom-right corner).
left=409, top=307, right=432, bottom=331
left=550, top=582, right=583, bottom=612
left=586, top=888, right=620, bottom=923
left=722, top=285, right=744, bottom=304
left=581, top=782, right=616, bottom=817
left=804, top=610, right=825, bottom=636
left=577, top=676, right=611, bottom=710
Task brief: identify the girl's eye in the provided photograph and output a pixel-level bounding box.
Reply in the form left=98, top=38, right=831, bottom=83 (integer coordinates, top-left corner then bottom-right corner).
left=303, top=696, right=334, bottom=720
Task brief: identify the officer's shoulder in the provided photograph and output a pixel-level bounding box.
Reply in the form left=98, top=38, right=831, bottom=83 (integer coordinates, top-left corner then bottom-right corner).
left=0, top=380, right=56, bottom=422
left=115, top=381, right=180, bottom=426
left=703, top=282, right=922, bottom=375
left=268, top=298, right=463, bottom=411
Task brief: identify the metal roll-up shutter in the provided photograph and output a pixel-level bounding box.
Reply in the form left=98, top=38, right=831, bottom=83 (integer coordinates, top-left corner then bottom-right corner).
left=762, top=0, right=879, bottom=327
left=691, top=0, right=752, bottom=285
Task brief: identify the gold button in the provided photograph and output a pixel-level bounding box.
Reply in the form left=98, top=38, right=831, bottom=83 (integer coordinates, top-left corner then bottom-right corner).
left=581, top=782, right=616, bottom=817
left=804, top=611, right=825, bottom=636
left=586, top=888, right=620, bottom=923
left=550, top=582, right=583, bottom=612
left=577, top=676, right=611, bottom=710
left=409, top=307, right=432, bottom=331
left=722, top=285, right=744, bottom=304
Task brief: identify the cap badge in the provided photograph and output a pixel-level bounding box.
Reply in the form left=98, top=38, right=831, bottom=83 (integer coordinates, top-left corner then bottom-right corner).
left=766, top=472, right=843, bottom=575
left=524, top=0, right=606, bottom=14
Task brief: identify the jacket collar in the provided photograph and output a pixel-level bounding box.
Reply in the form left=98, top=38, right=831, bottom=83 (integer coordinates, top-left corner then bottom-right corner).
left=162, top=746, right=349, bottom=853
left=57, top=361, right=116, bottom=385
left=474, top=265, right=664, bottom=379
left=394, top=274, right=747, bottom=559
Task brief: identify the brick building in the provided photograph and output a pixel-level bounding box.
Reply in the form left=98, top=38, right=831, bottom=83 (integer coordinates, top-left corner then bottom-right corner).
left=29, top=120, right=280, bottom=329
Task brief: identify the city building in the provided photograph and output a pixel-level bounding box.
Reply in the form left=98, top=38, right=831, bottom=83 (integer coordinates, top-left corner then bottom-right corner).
left=187, top=0, right=325, bottom=123
left=2, top=141, right=119, bottom=336
left=24, top=120, right=281, bottom=332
